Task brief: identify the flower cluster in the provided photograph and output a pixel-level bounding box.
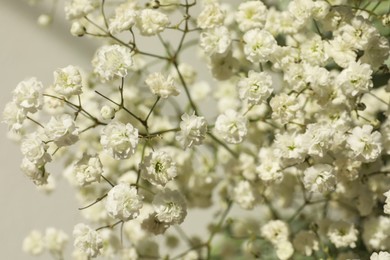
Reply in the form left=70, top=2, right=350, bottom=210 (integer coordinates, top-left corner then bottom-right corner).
left=4, top=0, right=390, bottom=259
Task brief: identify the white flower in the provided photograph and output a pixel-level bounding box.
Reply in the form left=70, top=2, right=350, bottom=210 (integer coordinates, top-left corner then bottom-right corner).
left=53, top=65, right=83, bottom=98
left=73, top=153, right=102, bottom=186
left=293, top=231, right=319, bottom=256
left=21, top=133, right=51, bottom=166
left=273, top=132, right=306, bottom=166
left=65, top=0, right=99, bottom=20
left=235, top=1, right=267, bottom=32
left=100, top=105, right=115, bottom=120
left=384, top=190, right=390, bottom=215
left=243, top=28, right=277, bottom=63
left=275, top=240, right=294, bottom=260
left=2, top=101, right=26, bottom=132
left=22, top=230, right=44, bottom=256
left=237, top=70, right=273, bottom=105
left=136, top=9, right=169, bottom=36
left=270, top=93, right=302, bottom=124
left=303, top=164, right=336, bottom=193
left=346, top=125, right=382, bottom=162
left=140, top=151, right=177, bottom=187
left=197, top=3, right=225, bottom=29
left=302, top=123, right=334, bottom=157
left=327, top=221, right=358, bottom=248
left=215, top=109, right=247, bottom=144
left=92, top=44, right=133, bottom=81
left=13, top=77, right=43, bottom=114
left=232, top=180, right=256, bottom=210
left=176, top=113, right=207, bottom=149
left=45, top=114, right=79, bottom=147
left=73, top=223, right=103, bottom=258
left=100, top=121, right=138, bottom=160
left=70, top=21, right=85, bottom=36
left=337, top=61, right=373, bottom=97
left=261, top=220, right=289, bottom=245
left=44, top=228, right=69, bottom=256
left=105, top=183, right=143, bottom=221
left=199, top=26, right=231, bottom=56
left=325, top=36, right=357, bottom=68
left=371, top=251, right=390, bottom=260
left=21, top=158, right=49, bottom=185
left=153, top=188, right=187, bottom=225
left=109, top=2, right=137, bottom=35
left=145, top=72, right=180, bottom=98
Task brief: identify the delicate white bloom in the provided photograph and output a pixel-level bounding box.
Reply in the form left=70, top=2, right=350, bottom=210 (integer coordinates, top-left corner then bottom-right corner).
left=275, top=240, right=294, bottom=260
left=361, top=35, right=390, bottom=70
left=45, top=114, right=79, bottom=147
left=302, top=123, right=334, bottom=157
left=109, top=2, right=137, bottom=35
left=270, top=93, right=302, bottom=124
left=288, top=0, right=314, bottom=24
left=2, top=101, right=26, bottom=132
left=65, top=0, right=99, bottom=20
left=384, top=190, right=390, bottom=215
left=136, top=9, right=169, bottom=36
left=232, top=180, right=256, bottom=210
left=303, top=164, right=336, bottom=193
left=100, top=121, right=138, bottom=160
left=300, top=36, right=328, bottom=66
left=73, top=153, right=102, bottom=186
left=346, top=125, right=382, bottom=162
left=197, top=3, right=225, bottom=29
left=53, top=65, right=83, bottom=98
left=153, top=188, right=187, bottom=225
left=261, top=220, right=289, bottom=245
left=21, top=133, right=51, bottom=166
left=22, top=230, right=45, bottom=256
left=243, top=29, right=277, bottom=63
left=337, top=61, right=373, bottom=97
left=176, top=113, right=207, bottom=149
left=327, top=221, right=358, bottom=248
left=273, top=132, right=306, bottom=166
left=44, top=228, right=69, bottom=256
left=337, top=16, right=377, bottom=50
left=235, top=1, right=267, bottom=32
left=145, top=72, right=180, bottom=98
left=199, top=26, right=231, bottom=56
left=140, top=151, right=177, bottom=187
left=312, top=0, right=330, bottom=20
left=256, top=160, right=282, bottom=183
left=371, top=251, right=390, bottom=260
left=70, top=21, right=85, bottom=36
left=293, top=230, right=319, bottom=256
left=92, top=44, right=133, bottom=81
left=215, top=109, right=247, bottom=144
left=73, top=223, right=103, bottom=258
left=105, top=183, right=143, bottom=221
left=21, top=158, right=49, bottom=185
left=237, top=70, right=273, bottom=105
left=100, top=105, right=115, bottom=120
left=325, top=36, right=357, bottom=68
left=13, top=77, right=43, bottom=114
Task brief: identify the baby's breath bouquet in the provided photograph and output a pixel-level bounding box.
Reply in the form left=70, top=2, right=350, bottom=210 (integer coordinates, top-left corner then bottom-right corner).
left=3, top=0, right=390, bottom=259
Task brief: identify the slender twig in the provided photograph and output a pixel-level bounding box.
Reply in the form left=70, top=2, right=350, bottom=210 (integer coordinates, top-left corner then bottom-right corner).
left=78, top=194, right=108, bottom=210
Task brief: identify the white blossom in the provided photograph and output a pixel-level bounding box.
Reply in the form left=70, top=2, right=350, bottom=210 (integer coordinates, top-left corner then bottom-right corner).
left=371, top=251, right=390, bottom=260
left=100, top=121, right=138, bottom=160
left=140, top=151, right=177, bottom=187
left=109, top=2, right=137, bottom=35
left=73, top=223, right=103, bottom=258
left=197, top=3, right=225, bottom=29
left=337, top=61, right=373, bottom=97
left=346, top=124, right=382, bottom=162
left=199, top=26, right=231, bottom=56
left=176, top=113, right=207, bottom=149
left=235, top=1, right=267, bottom=32
left=22, top=230, right=45, bottom=256
left=303, top=164, right=336, bottom=193
left=13, top=77, right=43, bottom=114
left=153, top=188, right=187, bottom=225
left=53, top=65, right=83, bottom=98
left=136, top=9, right=169, bottom=36
left=261, top=220, right=289, bottom=245
left=2, top=101, right=26, bottom=132
left=327, top=221, right=358, bottom=248
left=21, top=158, right=49, bottom=185
left=215, top=109, right=247, bottom=144
left=232, top=180, right=256, bottom=210
left=92, top=44, right=133, bottom=81
left=243, top=28, right=277, bottom=63
left=145, top=72, right=179, bottom=98
left=65, top=0, right=99, bottom=20
left=237, top=70, right=273, bottom=105
left=45, top=114, right=79, bottom=147
left=44, top=228, right=69, bottom=257
left=21, top=133, right=51, bottom=166
left=73, top=153, right=102, bottom=186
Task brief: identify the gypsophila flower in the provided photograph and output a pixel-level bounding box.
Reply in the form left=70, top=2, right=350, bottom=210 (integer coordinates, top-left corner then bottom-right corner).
left=73, top=153, right=102, bottom=186
left=197, top=3, right=225, bottom=29
left=23, top=230, right=45, bottom=256
left=232, top=180, right=256, bottom=210
left=105, top=183, right=143, bottom=221
left=243, top=28, right=277, bottom=63
left=371, top=251, right=390, bottom=260
left=176, top=113, right=207, bottom=149
left=261, top=220, right=289, bottom=245
left=21, top=133, right=51, bottom=166
left=136, top=9, right=169, bottom=36
left=145, top=72, right=180, bottom=98
left=100, top=121, right=138, bottom=160
left=65, top=0, right=99, bottom=20
left=70, top=21, right=85, bottom=36
left=2, top=101, right=26, bottom=132
left=293, top=230, right=319, bottom=256
left=237, top=70, right=273, bottom=105
left=45, top=114, right=79, bottom=147
left=270, top=93, right=302, bottom=124
left=215, top=109, right=247, bottom=144
left=53, top=65, right=83, bottom=98
left=100, top=105, right=115, bottom=120
left=275, top=240, right=294, bottom=260
left=346, top=124, right=382, bottom=163
left=303, top=164, right=336, bottom=193
left=199, top=26, right=231, bottom=56
left=44, top=228, right=69, bottom=257
left=327, top=221, right=358, bottom=248
left=140, top=151, right=177, bottom=187
left=337, top=61, right=373, bottom=97
left=73, top=223, right=103, bottom=258
left=21, top=158, right=49, bottom=185
left=153, top=188, right=187, bottom=225
left=92, top=44, right=133, bottom=81
left=13, top=77, right=43, bottom=114
left=235, top=1, right=267, bottom=32
left=109, top=2, right=137, bottom=35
